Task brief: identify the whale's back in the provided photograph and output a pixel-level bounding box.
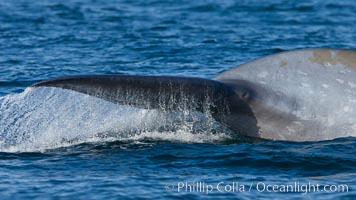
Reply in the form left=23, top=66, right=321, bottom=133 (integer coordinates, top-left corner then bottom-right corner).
left=214, top=49, right=356, bottom=140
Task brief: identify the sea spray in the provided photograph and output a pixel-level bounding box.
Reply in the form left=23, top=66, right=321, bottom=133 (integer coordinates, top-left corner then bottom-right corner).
left=0, top=87, right=232, bottom=152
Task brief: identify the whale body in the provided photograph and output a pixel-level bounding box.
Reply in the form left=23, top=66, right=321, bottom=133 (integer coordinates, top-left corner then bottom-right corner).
left=31, top=48, right=356, bottom=141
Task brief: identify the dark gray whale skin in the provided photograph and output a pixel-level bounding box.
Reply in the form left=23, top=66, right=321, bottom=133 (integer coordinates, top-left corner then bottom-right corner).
left=31, top=75, right=260, bottom=137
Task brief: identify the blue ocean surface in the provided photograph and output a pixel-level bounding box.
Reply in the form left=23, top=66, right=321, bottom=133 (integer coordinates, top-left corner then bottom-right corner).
left=0, top=0, right=355, bottom=199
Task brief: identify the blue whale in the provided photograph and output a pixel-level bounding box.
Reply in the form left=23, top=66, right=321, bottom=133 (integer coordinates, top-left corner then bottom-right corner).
left=31, top=48, right=356, bottom=141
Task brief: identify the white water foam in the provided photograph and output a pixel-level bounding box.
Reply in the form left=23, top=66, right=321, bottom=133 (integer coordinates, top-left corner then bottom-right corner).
left=0, top=87, right=232, bottom=152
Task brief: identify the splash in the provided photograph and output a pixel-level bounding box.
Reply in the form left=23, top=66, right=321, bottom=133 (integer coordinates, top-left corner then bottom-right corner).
left=0, top=87, right=233, bottom=152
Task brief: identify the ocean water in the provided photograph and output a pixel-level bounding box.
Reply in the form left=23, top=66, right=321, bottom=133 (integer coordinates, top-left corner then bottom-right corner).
left=0, top=0, right=355, bottom=199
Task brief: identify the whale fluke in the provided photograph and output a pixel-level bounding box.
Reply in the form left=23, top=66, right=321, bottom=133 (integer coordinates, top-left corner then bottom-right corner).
left=31, top=75, right=259, bottom=137
left=31, top=75, right=238, bottom=111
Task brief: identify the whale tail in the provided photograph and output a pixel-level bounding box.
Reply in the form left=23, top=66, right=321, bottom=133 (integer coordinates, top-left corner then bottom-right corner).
left=31, top=75, right=258, bottom=137
left=31, top=75, right=239, bottom=113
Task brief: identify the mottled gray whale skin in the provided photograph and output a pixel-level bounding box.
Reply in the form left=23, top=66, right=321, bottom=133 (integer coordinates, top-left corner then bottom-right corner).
left=31, top=48, right=356, bottom=141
